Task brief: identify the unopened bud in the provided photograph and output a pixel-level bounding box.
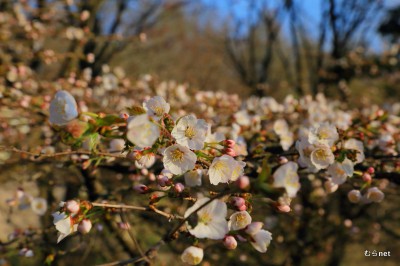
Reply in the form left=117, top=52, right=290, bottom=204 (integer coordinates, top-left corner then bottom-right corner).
left=367, top=167, right=375, bottom=174
left=223, top=236, right=237, bottom=249
left=276, top=204, right=291, bottom=213
left=133, top=184, right=149, bottom=194
left=236, top=176, right=250, bottom=190
left=119, top=113, right=129, bottom=120
left=348, top=190, right=362, bottom=203
left=279, top=156, right=288, bottom=164
left=222, top=139, right=236, bottom=148
left=66, top=200, right=80, bottom=214
left=362, top=173, right=372, bottom=182
left=174, top=183, right=185, bottom=193
left=224, top=148, right=237, bottom=157
left=78, top=219, right=92, bottom=234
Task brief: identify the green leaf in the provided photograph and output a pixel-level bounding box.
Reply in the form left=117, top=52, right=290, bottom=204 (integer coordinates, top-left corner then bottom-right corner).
left=257, top=156, right=271, bottom=183
left=95, top=115, right=125, bottom=127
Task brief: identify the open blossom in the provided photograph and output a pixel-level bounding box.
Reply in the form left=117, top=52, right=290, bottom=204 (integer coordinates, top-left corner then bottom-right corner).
left=343, top=138, right=365, bottom=163
left=366, top=187, right=384, bottom=202
left=273, top=162, right=300, bottom=198
left=327, top=158, right=354, bottom=185
left=184, top=169, right=203, bottom=187
left=208, top=155, right=245, bottom=185
left=52, top=211, right=78, bottom=243
left=49, top=90, right=78, bottom=125
left=229, top=211, right=252, bottom=230
left=30, top=197, right=48, bottom=216
left=163, top=144, right=196, bottom=175
left=273, top=119, right=289, bottom=136
left=348, top=189, right=362, bottom=203
left=296, top=138, right=319, bottom=173
left=143, top=95, right=170, bottom=119
left=310, top=144, right=335, bottom=170
left=308, top=122, right=339, bottom=146
left=181, top=246, right=204, bottom=265
left=249, top=229, right=273, bottom=253
left=171, top=114, right=209, bottom=150
left=184, top=197, right=228, bottom=240
left=127, top=114, right=160, bottom=148
left=134, top=152, right=156, bottom=169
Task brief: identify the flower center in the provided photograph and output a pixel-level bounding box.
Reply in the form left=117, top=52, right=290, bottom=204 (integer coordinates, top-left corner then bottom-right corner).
left=185, top=126, right=196, bottom=139
left=170, top=149, right=184, bottom=162
left=315, top=149, right=328, bottom=160
left=153, top=106, right=164, bottom=116
left=235, top=213, right=248, bottom=227
left=199, top=212, right=212, bottom=225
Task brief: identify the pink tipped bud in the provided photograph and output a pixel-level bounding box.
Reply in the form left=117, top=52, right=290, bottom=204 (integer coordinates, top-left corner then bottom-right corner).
left=223, top=236, right=237, bottom=250
left=224, top=148, right=237, bottom=157
left=245, top=222, right=263, bottom=235
left=174, top=183, right=185, bottom=193
left=223, top=139, right=236, bottom=148
left=119, top=113, right=129, bottom=120
left=65, top=200, right=80, bottom=214
left=158, top=176, right=170, bottom=187
left=367, top=167, right=375, bottom=174
left=238, top=204, right=247, bottom=211
left=236, top=176, right=250, bottom=190
left=78, top=219, right=92, bottom=234
left=276, top=204, right=291, bottom=213
left=279, top=156, right=288, bottom=164
left=362, top=173, right=372, bottom=182
left=231, top=197, right=246, bottom=208
left=133, top=184, right=149, bottom=194
left=348, top=190, right=362, bottom=203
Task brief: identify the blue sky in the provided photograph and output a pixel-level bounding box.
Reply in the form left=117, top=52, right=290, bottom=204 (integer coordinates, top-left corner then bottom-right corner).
left=201, top=0, right=400, bottom=52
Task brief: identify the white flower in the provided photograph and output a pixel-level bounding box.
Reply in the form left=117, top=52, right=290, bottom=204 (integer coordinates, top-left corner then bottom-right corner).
left=280, top=131, right=294, bottom=151
left=181, top=246, right=204, bottom=265
left=184, top=197, right=228, bottom=240
left=30, top=197, right=47, bottom=216
left=273, top=119, right=289, bottom=136
left=171, top=115, right=209, bottom=150
left=127, top=114, right=160, bottom=148
left=273, top=162, right=300, bottom=198
left=245, top=222, right=263, bottom=235
left=366, top=187, right=384, bottom=202
left=52, top=211, right=78, bottom=243
left=344, top=138, right=365, bottom=164
left=234, top=110, right=251, bottom=126
left=163, top=144, right=196, bottom=175
left=327, top=159, right=354, bottom=185
left=229, top=211, right=252, bottom=230
left=109, top=139, right=125, bottom=153
left=348, top=190, right=362, bottom=203
left=208, top=155, right=236, bottom=185
left=250, top=229, right=273, bottom=253
left=184, top=169, right=203, bottom=187
left=308, top=122, right=339, bottom=147
left=135, top=153, right=156, bottom=169
left=49, top=90, right=78, bottom=125
left=231, top=160, right=246, bottom=181
left=310, top=144, right=335, bottom=170
left=295, top=138, right=319, bottom=173
left=143, top=96, right=170, bottom=119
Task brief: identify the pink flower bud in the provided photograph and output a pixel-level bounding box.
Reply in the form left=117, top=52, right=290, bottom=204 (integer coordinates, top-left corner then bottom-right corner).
left=174, top=183, right=185, bottom=193
left=78, top=219, right=92, bottom=234
left=245, top=222, right=263, bottom=235
left=119, top=113, right=129, bottom=120
left=367, top=167, right=375, bottom=174
left=236, top=176, right=250, bottom=190
left=133, top=184, right=149, bottom=194
left=65, top=200, right=80, bottom=214
left=224, top=148, right=237, bottom=157
left=279, top=156, right=288, bottom=164
left=238, top=204, right=247, bottom=211
left=231, top=197, right=246, bottom=208
left=348, top=190, right=361, bottom=203
left=223, top=236, right=237, bottom=250
left=362, top=173, right=372, bottom=182
left=276, top=204, right=291, bottom=213
left=158, top=176, right=170, bottom=187
left=222, top=139, right=236, bottom=148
